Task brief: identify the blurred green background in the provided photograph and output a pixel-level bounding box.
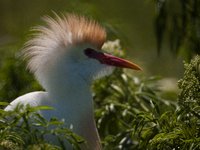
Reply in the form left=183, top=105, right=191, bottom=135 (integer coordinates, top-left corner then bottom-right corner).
left=0, top=0, right=184, bottom=80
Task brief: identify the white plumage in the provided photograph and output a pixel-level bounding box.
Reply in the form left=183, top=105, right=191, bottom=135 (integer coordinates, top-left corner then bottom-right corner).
left=4, top=13, right=141, bottom=150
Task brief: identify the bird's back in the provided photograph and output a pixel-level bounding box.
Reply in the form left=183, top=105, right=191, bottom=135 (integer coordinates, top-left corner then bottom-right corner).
left=4, top=92, right=48, bottom=111
left=4, top=91, right=102, bottom=150
left=4, top=92, right=49, bottom=123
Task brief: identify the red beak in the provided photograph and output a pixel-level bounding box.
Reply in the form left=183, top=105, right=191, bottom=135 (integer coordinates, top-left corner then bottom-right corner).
left=94, top=52, right=142, bottom=70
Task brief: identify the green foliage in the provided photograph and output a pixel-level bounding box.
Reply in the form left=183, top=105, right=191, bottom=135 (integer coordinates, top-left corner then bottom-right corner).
left=93, top=72, right=169, bottom=149
left=123, top=55, right=200, bottom=150
left=0, top=104, right=86, bottom=150
left=154, top=0, right=200, bottom=61
left=178, top=55, right=200, bottom=106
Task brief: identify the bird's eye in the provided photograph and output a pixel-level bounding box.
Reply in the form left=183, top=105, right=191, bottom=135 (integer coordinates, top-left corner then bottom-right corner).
left=84, top=48, right=93, bottom=56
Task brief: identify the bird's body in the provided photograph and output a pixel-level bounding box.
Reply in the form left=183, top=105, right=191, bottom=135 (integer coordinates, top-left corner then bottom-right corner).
left=4, top=13, right=141, bottom=149
left=5, top=91, right=101, bottom=149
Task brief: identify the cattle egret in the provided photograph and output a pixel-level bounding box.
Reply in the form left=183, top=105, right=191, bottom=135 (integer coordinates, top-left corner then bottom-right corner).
left=4, top=13, right=142, bottom=150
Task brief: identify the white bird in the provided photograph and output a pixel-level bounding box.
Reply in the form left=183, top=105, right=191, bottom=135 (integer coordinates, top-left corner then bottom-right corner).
left=4, top=13, right=142, bottom=150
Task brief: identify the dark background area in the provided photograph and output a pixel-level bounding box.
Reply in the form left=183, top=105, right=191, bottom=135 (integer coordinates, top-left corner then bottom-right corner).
left=0, top=0, right=184, bottom=79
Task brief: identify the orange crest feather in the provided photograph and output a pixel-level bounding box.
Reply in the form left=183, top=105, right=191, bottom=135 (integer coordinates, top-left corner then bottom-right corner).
left=22, top=13, right=106, bottom=75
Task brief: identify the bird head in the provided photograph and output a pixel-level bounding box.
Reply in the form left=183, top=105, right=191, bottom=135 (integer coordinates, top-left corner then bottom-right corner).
left=22, top=13, right=142, bottom=89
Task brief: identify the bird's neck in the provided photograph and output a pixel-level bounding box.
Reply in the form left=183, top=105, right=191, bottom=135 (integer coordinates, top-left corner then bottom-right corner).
left=44, top=73, right=101, bottom=149
left=48, top=72, right=92, bottom=101
left=46, top=72, right=94, bottom=118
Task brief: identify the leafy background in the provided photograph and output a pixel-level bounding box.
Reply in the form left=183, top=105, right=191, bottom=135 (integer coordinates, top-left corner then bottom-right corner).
left=1, top=0, right=200, bottom=149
